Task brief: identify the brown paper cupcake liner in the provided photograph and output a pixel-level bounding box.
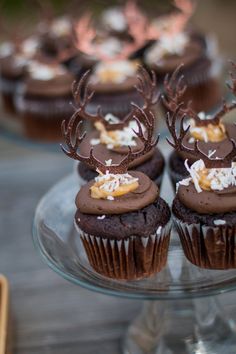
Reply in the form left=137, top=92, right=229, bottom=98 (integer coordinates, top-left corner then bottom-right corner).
left=15, top=93, right=73, bottom=118
left=15, top=93, right=74, bottom=141
left=173, top=216, right=236, bottom=270
left=75, top=221, right=172, bottom=280
left=0, top=78, right=19, bottom=114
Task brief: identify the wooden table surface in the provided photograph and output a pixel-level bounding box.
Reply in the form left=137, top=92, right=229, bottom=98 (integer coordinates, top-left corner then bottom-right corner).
left=0, top=136, right=236, bottom=354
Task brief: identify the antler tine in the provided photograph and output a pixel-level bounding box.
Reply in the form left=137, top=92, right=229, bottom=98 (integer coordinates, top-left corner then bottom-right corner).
left=132, top=103, right=159, bottom=147
left=72, top=71, right=107, bottom=126
left=72, top=70, right=94, bottom=109
left=61, top=111, right=110, bottom=174
left=227, top=61, right=236, bottom=96
left=135, top=66, right=159, bottom=109
left=166, top=103, right=189, bottom=149
left=163, top=65, right=201, bottom=123
left=163, top=65, right=186, bottom=109
left=212, top=98, right=236, bottom=123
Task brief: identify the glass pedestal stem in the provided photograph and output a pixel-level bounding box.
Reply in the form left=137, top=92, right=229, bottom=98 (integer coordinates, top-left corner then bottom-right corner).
left=123, top=296, right=236, bottom=354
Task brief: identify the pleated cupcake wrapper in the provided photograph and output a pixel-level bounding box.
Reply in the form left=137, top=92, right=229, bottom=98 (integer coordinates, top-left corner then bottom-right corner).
left=15, top=93, right=73, bottom=119
left=76, top=220, right=172, bottom=280
left=173, top=216, right=236, bottom=270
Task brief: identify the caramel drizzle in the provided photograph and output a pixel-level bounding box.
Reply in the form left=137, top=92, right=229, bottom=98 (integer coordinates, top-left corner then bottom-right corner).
left=61, top=105, right=158, bottom=175
left=71, top=66, right=159, bottom=131
left=166, top=103, right=236, bottom=169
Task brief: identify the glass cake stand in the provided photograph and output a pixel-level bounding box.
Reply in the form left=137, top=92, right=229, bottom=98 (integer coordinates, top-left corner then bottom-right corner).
left=32, top=173, right=236, bottom=354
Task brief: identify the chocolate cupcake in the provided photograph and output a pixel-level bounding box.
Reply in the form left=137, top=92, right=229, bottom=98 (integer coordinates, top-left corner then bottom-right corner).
left=38, top=16, right=77, bottom=66
left=72, top=68, right=164, bottom=186
left=166, top=91, right=236, bottom=269
left=61, top=104, right=171, bottom=280
left=87, top=59, right=144, bottom=118
left=164, top=64, right=236, bottom=188
left=73, top=13, right=157, bottom=116
left=0, top=37, right=39, bottom=114
left=15, top=60, right=74, bottom=141
left=144, top=0, right=221, bottom=113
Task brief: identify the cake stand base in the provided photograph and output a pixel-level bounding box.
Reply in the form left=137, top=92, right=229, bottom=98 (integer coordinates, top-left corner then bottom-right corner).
left=124, top=296, right=236, bottom=354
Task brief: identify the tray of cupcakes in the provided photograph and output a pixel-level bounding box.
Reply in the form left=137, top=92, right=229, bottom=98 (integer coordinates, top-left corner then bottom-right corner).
left=0, top=0, right=224, bottom=145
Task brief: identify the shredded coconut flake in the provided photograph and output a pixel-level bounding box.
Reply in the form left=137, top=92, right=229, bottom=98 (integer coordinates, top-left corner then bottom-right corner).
left=97, top=215, right=106, bottom=220
left=105, top=159, right=112, bottom=166
left=104, top=113, right=120, bottom=124
left=146, top=32, right=188, bottom=64
left=95, top=171, right=139, bottom=194
left=92, top=119, right=145, bottom=149
left=90, top=139, right=100, bottom=146
left=184, top=160, right=236, bottom=193
left=214, top=219, right=226, bottom=226
left=107, top=195, right=114, bottom=201
left=28, top=61, right=66, bottom=80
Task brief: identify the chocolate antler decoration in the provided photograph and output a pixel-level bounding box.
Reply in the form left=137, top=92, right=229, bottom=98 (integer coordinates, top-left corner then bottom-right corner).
left=166, top=103, right=236, bottom=168
left=135, top=66, right=159, bottom=110
left=163, top=63, right=236, bottom=127
left=75, top=9, right=153, bottom=61
left=212, top=60, right=236, bottom=121
left=61, top=104, right=158, bottom=174
left=228, top=61, right=236, bottom=92
left=72, top=66, right=159, bottom=131
left=170, top=0, right=195, bottom=35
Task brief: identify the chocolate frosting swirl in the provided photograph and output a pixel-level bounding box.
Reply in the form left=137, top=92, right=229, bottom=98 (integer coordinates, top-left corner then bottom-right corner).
left=177, top=182, right=236, bottom=214
left=79, top=130, right=154, bottom=169
left=178, top=123, right=236, bottom=163
left=24, top=72, right=74, bottom=97
left=76, top=171, right=159, bottom=215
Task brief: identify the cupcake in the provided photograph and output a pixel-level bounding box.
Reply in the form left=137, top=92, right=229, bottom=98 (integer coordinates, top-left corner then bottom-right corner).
left=38, top=16, right=77, bottom=66
left=87, top=59, right=144, bottom=118
left=15, top=59, right=74, bottom=141
left=164, top=64, right=236, bottom=188
left=144, top=0, right=221, bottom=113
left=166, top=91, right=236, bottom=269
left=61, top=104, right=171, bottom=280
left=72, top=67, right=164, bottom=187
left=73, top=13, right=155, bottom=117
left=0, top=36, right=39, bottom=114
